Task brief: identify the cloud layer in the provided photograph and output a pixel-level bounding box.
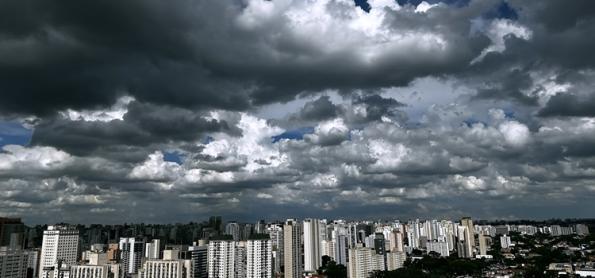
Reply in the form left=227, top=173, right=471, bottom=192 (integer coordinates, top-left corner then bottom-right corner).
left=1, top=0, right=595, bottom=224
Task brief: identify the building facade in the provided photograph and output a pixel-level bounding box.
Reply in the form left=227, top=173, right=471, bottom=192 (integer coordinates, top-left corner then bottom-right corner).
left=246, top=239, right=272, bottom=278
left=145, top=240, right=161, bottom=260
left=207, top=240, right=236, bottom=278
left=188, top=245, right=207, bottom=278
left=70, top=264, right=120, bottom=278
left=119, top=238, right=144, bottom=276
left=460, top=217, right=475, bottom=256
left=139, top=259, right=192, bottom=278
left=283, top=219, right=302, bottom=278
left=39, top=226, right=79, bottom=278
left=303, top=219, right=321, bottom=273
left=0, top=248, right=30, bottom=278
left=347, top=247, right=383, bottom=278
left=386, top=251, right=406, bottom=271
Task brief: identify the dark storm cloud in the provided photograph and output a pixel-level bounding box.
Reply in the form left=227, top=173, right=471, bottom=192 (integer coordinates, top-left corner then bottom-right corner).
left=352, top=94, right=406, bottom=122
left=538, top=93, right=595, bottom=118
left=3, top=0, right=595, bottom=223
left=472, top=68, right=538, bottom=105
left=493, top=0, right=595, bottom=70
left=451, top=0, right=595, bottom=109
left=295, top=96, right=338, bottom=121
left=0, top=0, right=250, bottom=116
left=30, top=101, right=228, bottom=159
left=283, top=93, right=407, bottom=128
left=509, top=0, right=595, bottom=32
left=0, top=0, right=502, bottom=117
left=0, top=0, right=592, bottom=118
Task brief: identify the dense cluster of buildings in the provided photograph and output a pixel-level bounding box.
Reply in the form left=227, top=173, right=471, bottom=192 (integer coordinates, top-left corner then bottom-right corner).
left=0, top=216, right=591, bottom=278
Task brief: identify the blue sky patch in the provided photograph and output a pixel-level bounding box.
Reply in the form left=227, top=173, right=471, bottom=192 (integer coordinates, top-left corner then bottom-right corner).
left=503, top=110, right=516, bottom=119
left=463, top=118, right=487, bottom=127
left=0, top=121, right=33, bottom=148
left=272, top=127, right=315, bottom=143
left=202, top=135, right=214, bottom=145
left=163, top=151, right=184, bottom=165
left=354, top=0, right=371, bottom=12
left=396, top=0, right=470, bottom=8
left=355, top=0, right=472, bottom=12
left=483, top=1, right=518, bottom=20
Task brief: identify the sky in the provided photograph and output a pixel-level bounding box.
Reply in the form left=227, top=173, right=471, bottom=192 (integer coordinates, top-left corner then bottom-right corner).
left=1, top=0, right=595, bottom=224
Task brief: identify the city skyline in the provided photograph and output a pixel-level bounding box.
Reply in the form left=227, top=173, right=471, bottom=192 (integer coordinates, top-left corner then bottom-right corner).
left=2, top=0, right=595, bottom=224
left=1, top=215, right=592, bottom=277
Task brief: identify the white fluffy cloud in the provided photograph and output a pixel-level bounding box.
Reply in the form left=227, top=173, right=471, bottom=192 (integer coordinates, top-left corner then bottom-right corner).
left=463, top=119, right=531, bottom=150
left=415, top=1, right=439, bottom=13
left=498, top=121, right=531, bottom=147
left=129, top=151, right=181, bottom=181
left=305, top=118, right=350, bottom=145
left=453, top=175, right=487, bottom=191
left=60, top=96, right=134, bottom=122
left=367, top=139, right=410, bottom=172
left=201, top=113, right=286, bottom=172
left=0, top=145, right=72, bottom=172
left=237, top=0, right=449, bottom=66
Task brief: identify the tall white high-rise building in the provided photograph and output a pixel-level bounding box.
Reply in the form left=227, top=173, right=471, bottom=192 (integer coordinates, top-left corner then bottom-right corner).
left=431, top=220, right=440, bottom=241
left=347, top=247, right=383, bottom=278
left=333, top=232, right=348, bottom=266
left=427, top=240, right=449, bottom=257
left=234, top=242, right=247, bottom=278
left=388, top=230, right=404, bottom=253
left=575, top=224, right=589, bottom=236
left=208, top=240, right=236, bottom=278
left=456, top=226, right=472, bottom=258
left=444, top=222, right=456, bottom=251
left=303, top=219, right=321, bottom=272
left=119, top=238, right=144, bottom=276
left=406, top=220, right=421, bottom=249
left=347, top=224, right=358, bottom=248
left=478, top=234, right=488, bottom=256
left=144, top=239, right=161, bottom=260
left=386, top=251, right=406, bottom=271
left=225, top=222, right=241, bottom=242
left=254, top=220, right=266, bottom=235
left=265, top=224, right=283, bottom=275
left=246, top=239, right=272, bottom=278
left=461, top=217, right=475, bottom=255
left=39, top=225, right=79, bottom=277
left=335, top=235, right=349, bottom=266
left=283, top=219, right=302, bottom=278
left=318, top=220, right=328, bottom=247
left=321, top=239, right=335, bottom=260
left=500, top=235, right=512, bottom=249
left=422, top=221, right=432, bottom=241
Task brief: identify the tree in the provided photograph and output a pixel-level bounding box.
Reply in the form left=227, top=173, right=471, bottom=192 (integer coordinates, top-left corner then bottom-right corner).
left=370, top=269, right=429, bottom=278
left=317, top=256, right=347, bottom=278
left=411, top=248, right=423, bottom=256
